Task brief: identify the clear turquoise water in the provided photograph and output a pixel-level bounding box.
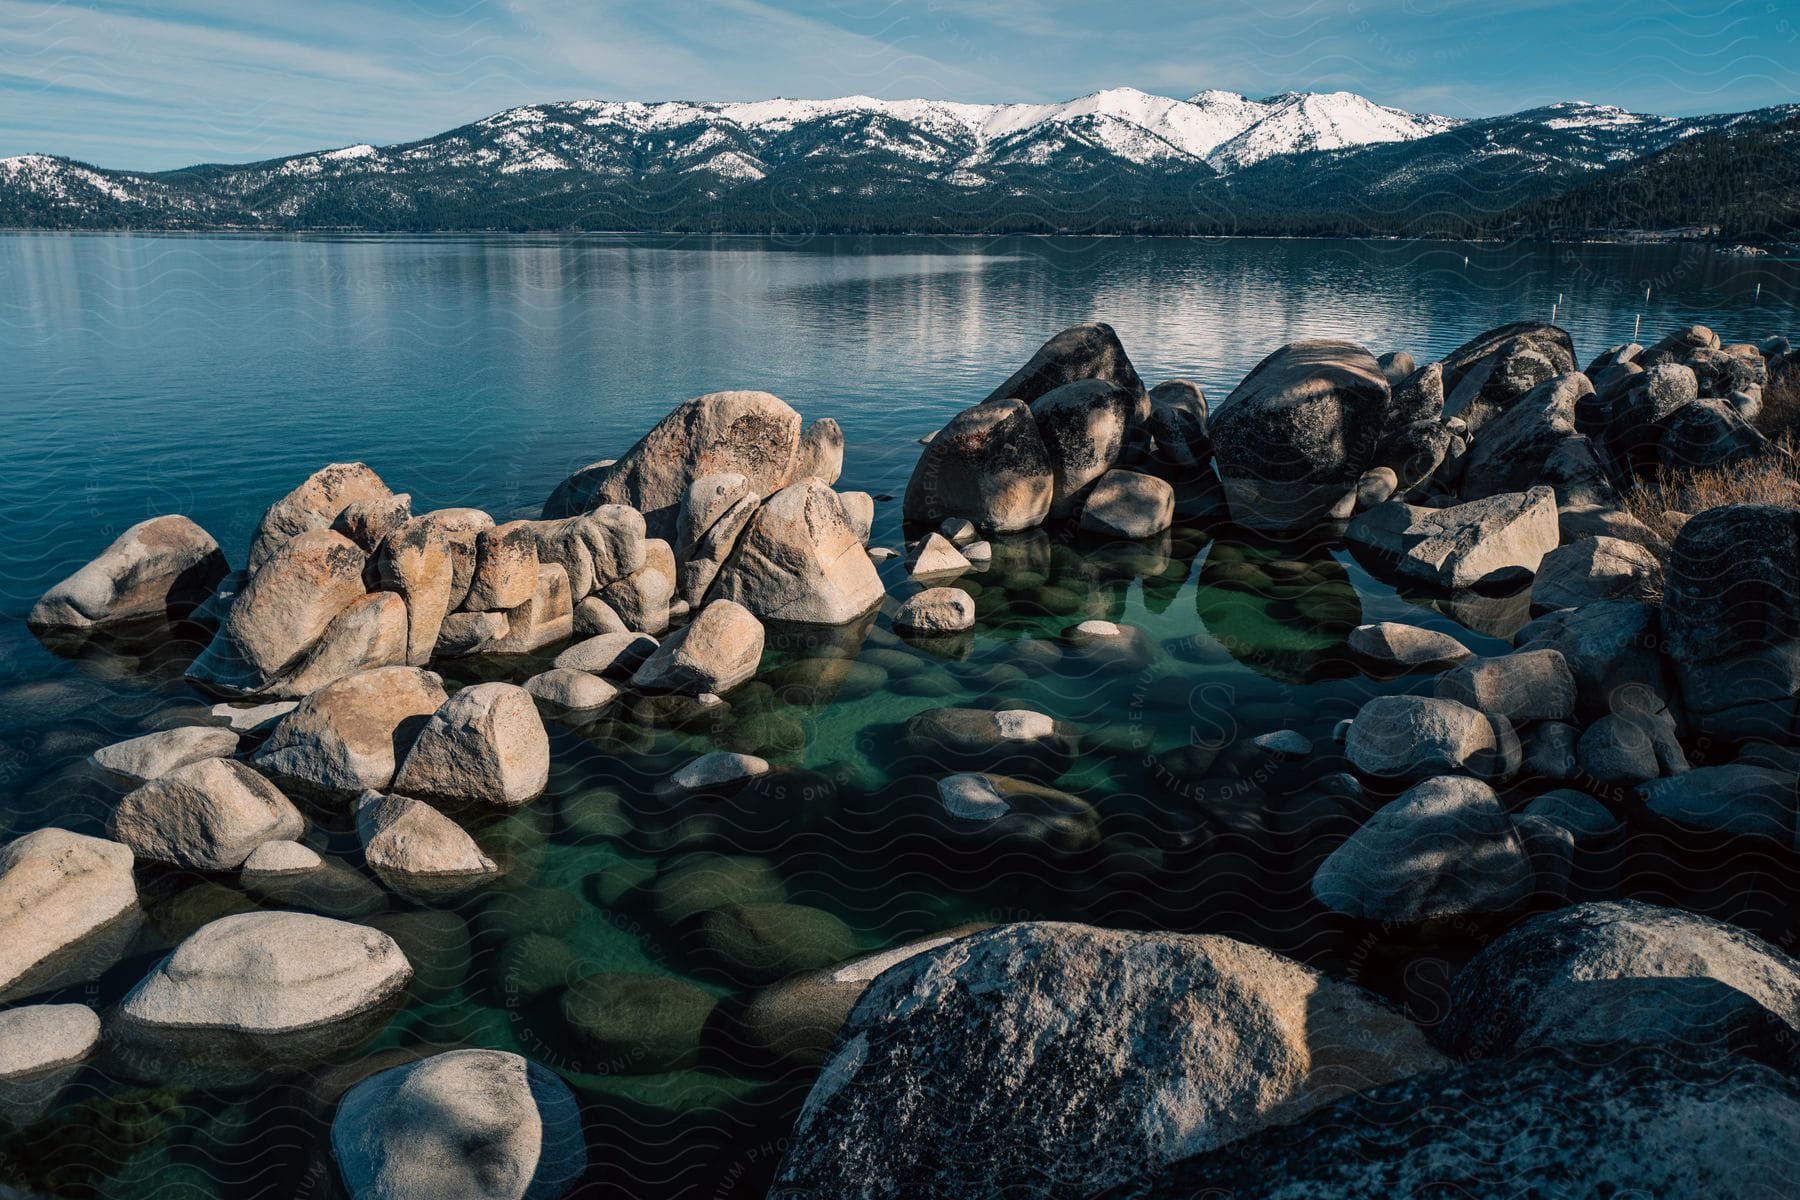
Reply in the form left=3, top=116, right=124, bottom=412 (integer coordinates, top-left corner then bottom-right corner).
left=1, top=233, right=1796, bottom=1198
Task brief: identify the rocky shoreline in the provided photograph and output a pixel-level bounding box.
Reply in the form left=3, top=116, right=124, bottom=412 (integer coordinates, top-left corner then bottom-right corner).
left=6, top=315, right=1800, bottom=1197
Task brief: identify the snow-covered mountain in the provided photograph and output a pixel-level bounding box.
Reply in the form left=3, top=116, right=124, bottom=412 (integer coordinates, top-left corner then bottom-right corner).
left=1, top=88, right=1791, bottom=235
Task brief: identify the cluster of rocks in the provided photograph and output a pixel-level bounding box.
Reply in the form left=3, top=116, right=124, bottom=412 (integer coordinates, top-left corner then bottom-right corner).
left=10, top=314, right=1800, bottom=1199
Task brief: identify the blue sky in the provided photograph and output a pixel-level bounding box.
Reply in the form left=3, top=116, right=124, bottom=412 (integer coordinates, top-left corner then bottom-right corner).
left=4, top=0, right=1797, bottom=170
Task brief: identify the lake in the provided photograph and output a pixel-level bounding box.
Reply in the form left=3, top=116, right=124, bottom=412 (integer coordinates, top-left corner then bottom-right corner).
left=0, top=232, right=1795, bottom=1198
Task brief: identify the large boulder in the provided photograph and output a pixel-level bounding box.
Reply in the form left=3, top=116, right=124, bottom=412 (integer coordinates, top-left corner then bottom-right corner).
left=375, top=516, right=457, bottom=666
left=1438, top=321, right=1577, bottom=433
left=111, top=757, right=305, bottom=871
left=1457, top=372, right=1614, bottom=505
left=1661, top=504, right=1800, bottom=740
left=1440, top=900, right=1800, bottom=1061
left=770, top=922, right=1443, bottom=1200
left=0, top=829, right=140, bottom=1003
left=30, top=515, right=229, bottom=630
left=1031, top=380, right=1134, bottom=517
left=467, top=520, right=541, bottom=612
left=543, top=390, right=801, bottom=538
left=708, top=480, right=884, bottom=624
left=0, top=1003, right=102, bottom=1123
left=903, top=399, right=1055, bottom=533
left=114, top=911, right=411, bottom=1079
left=1311, top=776, right=1538, bottom=921
left=248, top=462, right=392, bottom=572
left=1345, top=486, right=1558, bottom=591
left=487, top=564, right=574, bottom=654
left=253, top=665, right=448, bottom=794
left=1344, top=695, right=1518, bottom=781
left=980, top=322, right=1146, bottom=409
left=1761, top=349, right=1800, bottom=437
left=392, top=682, right=550, bottom=808
left=1209, top=340, right=1390, bottom=532
left=1111, top=1047, right=1800, bottom=1200
left=185, top=529, right=370, bottom=696
left=332, top=1049, right=587, bottom=1200
left=634, top=599, right=766, bottom=696
left=675, top=473, right=760, bottom=605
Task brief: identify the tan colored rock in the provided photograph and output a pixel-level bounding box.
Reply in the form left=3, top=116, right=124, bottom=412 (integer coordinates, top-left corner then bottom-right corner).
left=254, top=666, right=448, bottom=794
left=487, top=564, right=574, bottom=655
left=271, top=591, right=409, bottom=698
left=528, top=507, right=646, bottom=598
left=330, top=493, right=412, bottom=554
left=393, top=682, right=550, bottom=808
left=433, top=610, right=510, bottom=658
left=711, top=480, right=884, bottom=623
left=111, top=757, right=305, bottom=871
left=574, top=595, right=628, bottom=636
left=377, top=517, right=454, bottom=667
left=356, top=792, right=498, bottom=896
left=186, top=529, right=369, bottom=695
left=544, top=390, right=802, bottom=538
left=91, top=726, right=240, bottom=786
left=248, top=462, right=392, bottom=571
left=466, top=520, right=540, bottom=611
left=633, top=599, right=765, bottom=695
left=30, top=515, right=229, bottom=629
left=0, top=829, right=140, bottom=1003
left=796, top=417, right=845, bottom=485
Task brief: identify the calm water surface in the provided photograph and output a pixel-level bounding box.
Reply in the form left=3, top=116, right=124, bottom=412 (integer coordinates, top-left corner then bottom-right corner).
left=1, top=233, right=1796, bottom=1198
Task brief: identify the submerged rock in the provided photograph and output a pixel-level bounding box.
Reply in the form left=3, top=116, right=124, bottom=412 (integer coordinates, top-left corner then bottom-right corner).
left=900, top=707, right=1079, bottom=781
left=771, top=922, right=1443, bottom=1200
left=560, top=973, right=720, bottom=1074
left=0, top=828, right=140, bottom=1003
left=30, top=514, right=228, bottom=630
left=332, top=1049, right=587, bottom=1200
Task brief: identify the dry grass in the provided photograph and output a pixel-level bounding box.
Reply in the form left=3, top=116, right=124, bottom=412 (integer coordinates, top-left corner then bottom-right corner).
left=1623, top=438, right=1800, bottom=545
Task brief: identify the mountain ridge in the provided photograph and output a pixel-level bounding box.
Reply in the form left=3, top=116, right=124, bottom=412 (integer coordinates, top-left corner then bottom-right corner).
left=2, top=88, right=1794, bottom=237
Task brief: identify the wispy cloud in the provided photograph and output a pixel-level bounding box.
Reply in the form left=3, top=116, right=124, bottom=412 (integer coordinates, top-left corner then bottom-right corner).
left=2, top=0, right=1795, bottom=169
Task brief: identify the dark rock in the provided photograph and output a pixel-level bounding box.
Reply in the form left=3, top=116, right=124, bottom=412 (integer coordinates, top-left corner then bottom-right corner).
left=770, top=922, right=1443, bottom=1200
left=1439, top=321, right=1577, bottom=433
left=980, top=322, right=1146, bottom=410
left=1210, top=340, right=1390, bottom=531
left=903, top=399, right=1055, bottom=534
